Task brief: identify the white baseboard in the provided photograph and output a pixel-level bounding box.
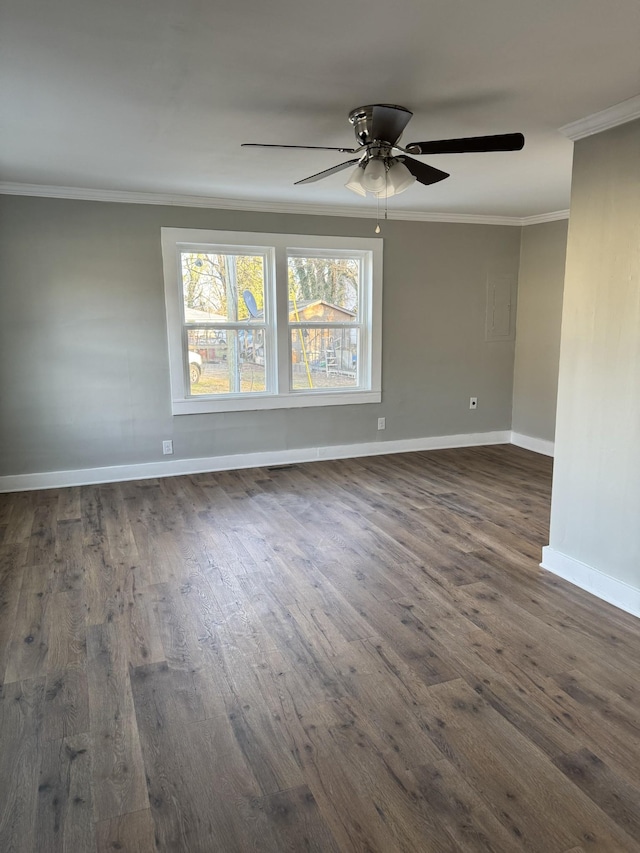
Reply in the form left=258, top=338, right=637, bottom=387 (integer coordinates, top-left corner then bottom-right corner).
left=511, top=431, right=554, bottom=457
left=541, top=546, right=640, bottom=619
left=0, top=430, right=511, bottom=493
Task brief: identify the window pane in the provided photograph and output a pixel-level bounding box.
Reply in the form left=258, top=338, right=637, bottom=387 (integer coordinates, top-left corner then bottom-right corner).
left=187, top=328, right=267, bottom=395
left=290, top=327, right=359, bottom=390
left=287, top=256, right=359, bottom=321
left=181, top=252, right=265, bottom=322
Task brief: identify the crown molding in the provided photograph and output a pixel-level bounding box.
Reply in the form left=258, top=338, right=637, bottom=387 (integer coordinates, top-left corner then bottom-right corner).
left=0, top=181, right=564, bottom=226
left=519, top=210, right=570, bottom=225
left=559, top=94, right=640, bottom=141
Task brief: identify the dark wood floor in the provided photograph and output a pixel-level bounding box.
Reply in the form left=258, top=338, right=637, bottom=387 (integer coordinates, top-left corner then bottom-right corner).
left=1, top=445, right=640, bottom=852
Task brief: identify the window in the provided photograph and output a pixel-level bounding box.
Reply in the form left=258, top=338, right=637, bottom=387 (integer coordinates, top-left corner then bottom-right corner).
left=179, top=247, right=273, bottom=397
left=161, top=229, right=382, bottom=414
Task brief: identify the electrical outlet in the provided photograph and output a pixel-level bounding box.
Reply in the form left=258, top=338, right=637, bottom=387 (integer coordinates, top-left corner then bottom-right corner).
left=162, top=439, right=174, bottom=455
left=469, top=397, right=478, bottom=410
left=377, top=417, right=386, bottom=430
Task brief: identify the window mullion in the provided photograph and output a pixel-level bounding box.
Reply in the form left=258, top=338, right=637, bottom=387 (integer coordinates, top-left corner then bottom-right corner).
left=274, top=247, right=290, bottom=395
left=288, top=322, right=359, bottom=329
left=184, top=323, right=267, bottom=330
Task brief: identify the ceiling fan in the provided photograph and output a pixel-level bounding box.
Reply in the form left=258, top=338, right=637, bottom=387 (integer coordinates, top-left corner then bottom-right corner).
left=242, top=104, right=525, bottom=199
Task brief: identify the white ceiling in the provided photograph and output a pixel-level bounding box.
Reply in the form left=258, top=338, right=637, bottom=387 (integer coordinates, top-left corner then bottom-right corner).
left=1, top=0, right=640, bottom=218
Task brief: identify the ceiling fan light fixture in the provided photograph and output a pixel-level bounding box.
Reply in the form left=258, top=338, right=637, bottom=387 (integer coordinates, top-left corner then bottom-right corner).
left=376, top=159, right=416, bottom=198
left=345, top=166, right=367, bottom=196
left=362, top=158, right=387, bottom=193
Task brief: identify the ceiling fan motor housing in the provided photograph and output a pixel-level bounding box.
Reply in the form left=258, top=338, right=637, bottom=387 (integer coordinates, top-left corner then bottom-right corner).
left=348, top=104, right=413, bottom=146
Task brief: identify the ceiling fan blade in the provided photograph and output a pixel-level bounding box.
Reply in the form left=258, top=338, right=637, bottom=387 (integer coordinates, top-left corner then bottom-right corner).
left=370, top=105, right=413, bottom=145
left=401, top=157, right=450, bottom=186
left=406, top=132, right=525, bottom=155
left=294, top=159, right=361, bottom=185
left=242, top=143, right=358, bottom=153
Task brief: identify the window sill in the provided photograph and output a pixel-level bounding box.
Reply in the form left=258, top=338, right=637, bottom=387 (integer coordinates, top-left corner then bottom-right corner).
left=171, top=390, right=381, bottom=415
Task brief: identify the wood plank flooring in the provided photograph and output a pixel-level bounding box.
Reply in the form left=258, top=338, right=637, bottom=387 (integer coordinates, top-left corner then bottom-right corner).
left=1, top=445, right=640, bottom=852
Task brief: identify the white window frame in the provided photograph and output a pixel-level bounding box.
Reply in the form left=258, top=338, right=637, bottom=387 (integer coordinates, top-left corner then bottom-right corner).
left=161, top=228, right=382, bottom=415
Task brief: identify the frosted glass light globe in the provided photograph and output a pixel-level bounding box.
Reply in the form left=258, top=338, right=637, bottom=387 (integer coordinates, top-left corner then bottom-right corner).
left=362, top=158, right=387, bottom=193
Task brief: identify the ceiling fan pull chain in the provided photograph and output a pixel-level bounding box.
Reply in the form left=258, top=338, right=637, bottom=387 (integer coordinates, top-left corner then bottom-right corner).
left=385, top=170, right=389, bottom=221
left=375, top=192, right=381, bottom=234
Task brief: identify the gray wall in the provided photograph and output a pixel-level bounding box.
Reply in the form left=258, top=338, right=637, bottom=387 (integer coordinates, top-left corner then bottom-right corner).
left=512, top=219, right=568, bottom=443
left=0, top=195, right=521, bottom=477
left=548, top=119, right=640, bottom=590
